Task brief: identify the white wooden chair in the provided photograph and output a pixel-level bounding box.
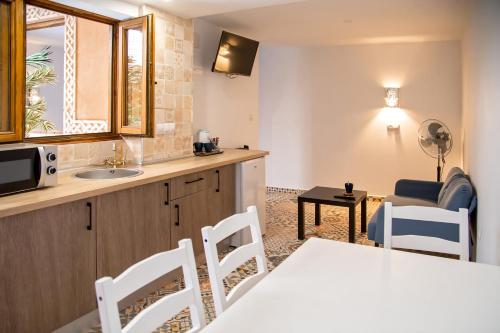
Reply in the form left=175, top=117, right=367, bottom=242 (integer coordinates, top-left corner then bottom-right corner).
left=95, top=239, right=206, bottom=333
left=202, top=206, right=268, bottom=317
left=384, top=202, right=469, bottom=260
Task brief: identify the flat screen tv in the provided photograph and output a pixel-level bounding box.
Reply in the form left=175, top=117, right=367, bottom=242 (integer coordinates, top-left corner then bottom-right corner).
left=212, top=31, right=259, bottom=77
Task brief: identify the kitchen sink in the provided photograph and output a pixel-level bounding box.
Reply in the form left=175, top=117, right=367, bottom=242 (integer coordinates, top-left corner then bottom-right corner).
left=74, top=168, right=143, bottom=180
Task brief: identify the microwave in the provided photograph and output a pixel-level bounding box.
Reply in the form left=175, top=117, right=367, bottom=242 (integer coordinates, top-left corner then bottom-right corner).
left=0, top=143, right=58, bottom=196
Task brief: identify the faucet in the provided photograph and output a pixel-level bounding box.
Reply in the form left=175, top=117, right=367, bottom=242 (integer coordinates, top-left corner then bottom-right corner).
left=104, top=142, right=127, bottom=168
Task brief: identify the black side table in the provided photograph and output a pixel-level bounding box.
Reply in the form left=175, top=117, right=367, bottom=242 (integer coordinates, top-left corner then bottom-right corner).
left=297, top=186, right=368, bottom=243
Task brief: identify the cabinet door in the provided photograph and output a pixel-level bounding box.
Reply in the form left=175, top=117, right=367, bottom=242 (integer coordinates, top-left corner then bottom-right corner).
left=171, top=190, right=208, bottom=258
left=208, top=164, right=236, bottom=226
left=97, top=181, right=170, bottom=278
left=0, top=199, right=96, bottom=332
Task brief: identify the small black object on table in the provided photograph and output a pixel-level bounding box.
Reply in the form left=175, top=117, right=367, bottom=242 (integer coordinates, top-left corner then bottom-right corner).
left=297, top=186, right=368, bottom=243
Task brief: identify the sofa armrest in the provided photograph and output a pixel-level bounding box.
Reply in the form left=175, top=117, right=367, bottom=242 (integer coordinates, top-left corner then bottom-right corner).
left=394, top=179, right=443, bottom=202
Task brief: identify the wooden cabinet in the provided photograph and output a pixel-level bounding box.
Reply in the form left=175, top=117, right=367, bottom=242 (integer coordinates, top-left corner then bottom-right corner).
left=207, top=164, right=236, bottom=225
left=171, top=190, right=208, bottom=258
left=0, top=198, right=96, bottom=333
left=0, top=162, right=239, bottom=330
left=96, top=180, right=170, bottom=278
left=170, top=170, right=210, bottom=200
left=169, top=164, right=236, bottom=259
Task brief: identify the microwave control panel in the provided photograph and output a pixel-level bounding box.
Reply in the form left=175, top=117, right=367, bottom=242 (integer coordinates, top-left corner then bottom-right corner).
left=40, top=145, right=58, bottom=187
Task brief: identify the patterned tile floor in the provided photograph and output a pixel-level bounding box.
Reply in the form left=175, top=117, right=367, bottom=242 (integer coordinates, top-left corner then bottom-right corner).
left=90, top=190, right=380, bottom=332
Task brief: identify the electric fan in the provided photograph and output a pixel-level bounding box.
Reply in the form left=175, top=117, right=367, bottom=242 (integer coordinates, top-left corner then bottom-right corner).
left=417, top=119, right=453, bottom=182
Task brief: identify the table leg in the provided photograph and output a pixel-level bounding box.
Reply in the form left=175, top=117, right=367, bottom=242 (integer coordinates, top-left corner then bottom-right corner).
left=349, top=205, right=355, bottom=243
left=315, top=203, right=321, bottom=226
left=298, top=199, right=305, bottom=240
left=361, top=198, right=367, bottom=233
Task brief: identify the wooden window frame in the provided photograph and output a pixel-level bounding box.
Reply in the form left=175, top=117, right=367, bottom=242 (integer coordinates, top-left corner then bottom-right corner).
left=22, top=0, right=154, bottom=145
left=116, top=15, right=155, bottom=136
left=0, top=0, right=24, bottom=143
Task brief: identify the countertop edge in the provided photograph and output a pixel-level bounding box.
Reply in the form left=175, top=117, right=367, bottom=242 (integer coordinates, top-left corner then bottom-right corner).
left=0, top=150, right=268, bottom=219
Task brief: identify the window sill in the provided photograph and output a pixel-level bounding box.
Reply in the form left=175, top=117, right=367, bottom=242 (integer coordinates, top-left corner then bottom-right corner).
left=24, top=133, right=122, bottom=145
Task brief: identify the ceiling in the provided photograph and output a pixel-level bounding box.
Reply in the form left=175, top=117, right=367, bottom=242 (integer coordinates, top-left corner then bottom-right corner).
left=121, top=0, right=303, bottom=19
left=72, top=0, right=472, bottom=46
left=201, top=0, right=472, bottom=46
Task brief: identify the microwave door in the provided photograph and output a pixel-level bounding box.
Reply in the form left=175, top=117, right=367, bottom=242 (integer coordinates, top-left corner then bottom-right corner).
left=0, top=148, right=41, bottom=196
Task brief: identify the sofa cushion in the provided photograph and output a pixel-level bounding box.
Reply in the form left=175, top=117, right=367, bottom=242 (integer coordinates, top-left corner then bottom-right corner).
left=367, top=195, right=459, bottom=244
left=438, top=167, right=465, bottom=205
left=438, top=177, right=474, bottom=211
left=382, top=195, right=438, bottom=208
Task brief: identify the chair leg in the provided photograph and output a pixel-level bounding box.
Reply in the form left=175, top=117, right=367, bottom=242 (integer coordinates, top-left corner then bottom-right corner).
left=374, top=243, right=379, bottom=247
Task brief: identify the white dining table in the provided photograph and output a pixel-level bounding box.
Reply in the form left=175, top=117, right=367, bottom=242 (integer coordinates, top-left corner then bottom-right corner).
left=201, top=237, right=500, bottom=333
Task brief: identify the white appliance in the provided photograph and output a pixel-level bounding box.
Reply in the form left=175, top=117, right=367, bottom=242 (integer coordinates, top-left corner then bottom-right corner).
left=0, top=143, right=58, bottom=196
left=198, top=129, right=211, bottom=143
left=233, top=157, right=266, bottom=245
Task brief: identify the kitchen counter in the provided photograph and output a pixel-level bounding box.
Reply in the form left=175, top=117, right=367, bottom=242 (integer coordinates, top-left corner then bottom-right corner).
left=0, top=149, right=268, bottom=218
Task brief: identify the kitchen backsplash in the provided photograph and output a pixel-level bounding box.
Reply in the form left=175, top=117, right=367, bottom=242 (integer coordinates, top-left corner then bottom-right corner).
left=59, top=5, right=194, bottom=170
left=57, top=140, right=124, bottom=170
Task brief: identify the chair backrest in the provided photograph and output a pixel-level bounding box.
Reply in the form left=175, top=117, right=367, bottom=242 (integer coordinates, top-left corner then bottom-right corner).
left=95, top=239, right=205, bottom=333
left=384, top=202, right=469, bottom=260
left=202, top=206, right=268, bottom=317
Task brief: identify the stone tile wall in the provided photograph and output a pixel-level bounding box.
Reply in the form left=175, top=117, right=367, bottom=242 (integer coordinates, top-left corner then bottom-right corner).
left=124, top=6, right=194, bottom=165
left=57, top=140, right=124, bottom=170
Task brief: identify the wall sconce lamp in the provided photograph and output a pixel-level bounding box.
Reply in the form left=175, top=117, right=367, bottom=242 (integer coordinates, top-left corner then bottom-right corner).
left=384, top=87, right=401, bottom=129
left=385, top=87, right=399, bottom=107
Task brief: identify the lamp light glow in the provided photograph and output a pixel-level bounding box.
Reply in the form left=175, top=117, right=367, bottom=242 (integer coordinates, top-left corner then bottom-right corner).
left=382, top=87, right=401, bottom=129
left=380, top=107, right=403, bottom=129
left=384, top=87, right=399, bottom=108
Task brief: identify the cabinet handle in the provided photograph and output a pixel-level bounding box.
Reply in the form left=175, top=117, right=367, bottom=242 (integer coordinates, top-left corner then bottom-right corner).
left=175, top=204, right=180, bottom=226
left=164, top=182, right=169, bottom=205
left=185, top=177, right=204, bottom=185
left=86, top=202, right=92, bottom=231
left=216, top=170, right=220, bottom=192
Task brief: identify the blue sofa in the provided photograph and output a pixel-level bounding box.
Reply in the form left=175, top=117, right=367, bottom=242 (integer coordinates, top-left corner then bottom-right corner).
left=368, top=167, right=477, bottom=245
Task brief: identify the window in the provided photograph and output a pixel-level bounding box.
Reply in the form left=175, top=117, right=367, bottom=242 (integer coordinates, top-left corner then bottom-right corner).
left=0, top=0, right=23, bottom=143
left=0, top=0, right=154, bottom=144
left=25, top=5, right=113, bottom=138
left=117, top=16, right=154, bottom=135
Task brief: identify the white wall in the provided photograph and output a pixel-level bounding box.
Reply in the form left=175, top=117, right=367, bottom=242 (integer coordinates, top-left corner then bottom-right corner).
left=193, top=18, right=260, bottom=149
left=260, top=41, right=463, bottom=195
left=462, top=0, right=500, bottom=265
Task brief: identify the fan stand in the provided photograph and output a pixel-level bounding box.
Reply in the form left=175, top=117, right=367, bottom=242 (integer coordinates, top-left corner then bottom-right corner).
left=437, top=158, right=442, bottom=182
left=436, top=146, right=444, bottom=182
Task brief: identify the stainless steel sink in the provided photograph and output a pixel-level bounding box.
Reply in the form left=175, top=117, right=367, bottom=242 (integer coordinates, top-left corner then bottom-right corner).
left=74, top=168, right=143, bottom=180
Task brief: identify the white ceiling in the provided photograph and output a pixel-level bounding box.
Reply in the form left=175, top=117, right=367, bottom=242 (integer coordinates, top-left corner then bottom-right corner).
left=70, top=0, right=471, bottom=46
left=202, top=0, right=472, bottom=46
left=121, top=0, right=303, bottom=19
